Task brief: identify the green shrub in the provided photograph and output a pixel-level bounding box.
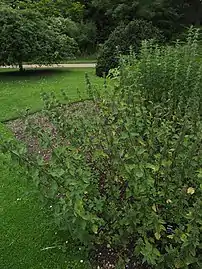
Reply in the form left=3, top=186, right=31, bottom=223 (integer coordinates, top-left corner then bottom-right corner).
left=96, top=19, right=162, bottom=77
left=122, top=28, right=202, bottom=116
left=2, top=28, right=202, bottom=268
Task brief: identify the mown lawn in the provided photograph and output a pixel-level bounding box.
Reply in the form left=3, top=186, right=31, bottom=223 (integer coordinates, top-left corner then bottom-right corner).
left=0, top=123, right=89, bottom=269
left=0, top=68, right=102, bottom=122
left=0, top=68, right=103, bottom=268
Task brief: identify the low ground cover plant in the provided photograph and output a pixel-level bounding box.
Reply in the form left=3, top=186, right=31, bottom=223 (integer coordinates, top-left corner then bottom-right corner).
left=1, top=28, right=202, bottom=268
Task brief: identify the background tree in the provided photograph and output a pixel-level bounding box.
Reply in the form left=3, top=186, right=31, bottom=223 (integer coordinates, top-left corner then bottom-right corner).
left=81, top=0, right=202, bottom=44
left=183, top=0, right=202, bottom=26
left=96, top=19, right=162, bottom=77
left=82, top=0, right=181, bottom=42
left=3, top=0, right=95, bottom=55
left=0, top=6, right=78, bottom=71
left=2, top=0, right=202, bottom=60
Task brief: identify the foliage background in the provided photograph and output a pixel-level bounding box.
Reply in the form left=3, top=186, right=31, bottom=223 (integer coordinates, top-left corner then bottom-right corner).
left=2, top=29, right=202, bottom=268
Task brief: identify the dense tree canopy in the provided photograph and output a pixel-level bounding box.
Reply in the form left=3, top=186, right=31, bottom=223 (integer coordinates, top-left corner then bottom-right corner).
left=81, top=0, right=202, bottom=42
left=1, top=0, right=96, bottom=54
left=3, top=0, right=85, bottom=21
left=3, top=0, right=202, bottom=35
left=1, top=0, right=202, bottom=62
left=0, top=6, right=78, bottom=70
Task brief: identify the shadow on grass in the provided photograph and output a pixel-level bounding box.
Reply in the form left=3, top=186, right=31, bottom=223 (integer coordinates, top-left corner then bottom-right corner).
left=0, top=68, right=71, bottom=80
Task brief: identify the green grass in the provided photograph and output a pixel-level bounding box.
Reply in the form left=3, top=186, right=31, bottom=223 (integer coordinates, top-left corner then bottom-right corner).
left=0, top=68, right=103, bottom=268
left=0, top=124, right=90, bottom=269
left=0, top=68, right=102, bottom=122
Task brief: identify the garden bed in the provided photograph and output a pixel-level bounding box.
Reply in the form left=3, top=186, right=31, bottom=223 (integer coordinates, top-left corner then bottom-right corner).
left=6, top=101, right=94, bottom=158
left=6, top=102, right=151, bottom=269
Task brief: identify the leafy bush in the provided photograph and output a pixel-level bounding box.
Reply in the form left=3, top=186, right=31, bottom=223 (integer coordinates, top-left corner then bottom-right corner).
left=2, top=28, right=202, bottom=268
left=96, top=19, right=162, bottom=77
left=124, top=29, right=202, bottom=116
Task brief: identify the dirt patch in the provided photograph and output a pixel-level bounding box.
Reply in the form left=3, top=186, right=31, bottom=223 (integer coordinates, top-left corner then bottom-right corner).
left=6, top=113, right=57, bottom=161
left=6, top=101, right=95, bottom=160
left=91, top=245, right=151, bottom=269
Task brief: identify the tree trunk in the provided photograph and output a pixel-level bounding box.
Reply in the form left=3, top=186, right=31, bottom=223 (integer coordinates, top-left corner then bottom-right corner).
left=19, top=62, right=24, bottom=72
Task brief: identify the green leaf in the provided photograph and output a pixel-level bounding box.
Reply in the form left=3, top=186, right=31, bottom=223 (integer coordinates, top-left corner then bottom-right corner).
left=197, top=168, right=202, bottom=178
left=92, top=224, right=98, bottom=234
left=154, top=232, right=161, bottom=240
left=49, top=180, right=58, bottom=198
left=152, top=204, right=157, bottom=212
left=167, top=235, right=174, bottom=239
left=175, top=260, right=184, bottom=268
left=74, top=200, right=88, bottom=221
left=135, top=170, right=144, bottom=178
left=50, top=168, right=65, bottom=178
left=146, top=163, right=159, bottom=172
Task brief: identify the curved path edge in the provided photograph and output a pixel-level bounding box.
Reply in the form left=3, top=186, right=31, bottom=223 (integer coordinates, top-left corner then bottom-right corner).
left=0, top=63, right=96, bottom=69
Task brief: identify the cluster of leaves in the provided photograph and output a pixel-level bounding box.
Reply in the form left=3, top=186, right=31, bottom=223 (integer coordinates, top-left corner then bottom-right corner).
left=2, top=0, right=85, bottom=21
left=96, top=19, right=162, bottom=77
left=1, top=29, right=202, bottom=268
left=2, top=0, right=202, bottom=58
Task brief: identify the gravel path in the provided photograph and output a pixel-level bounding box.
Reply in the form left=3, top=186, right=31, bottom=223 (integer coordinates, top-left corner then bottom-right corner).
left=0, top=63, right=96, bottom=69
